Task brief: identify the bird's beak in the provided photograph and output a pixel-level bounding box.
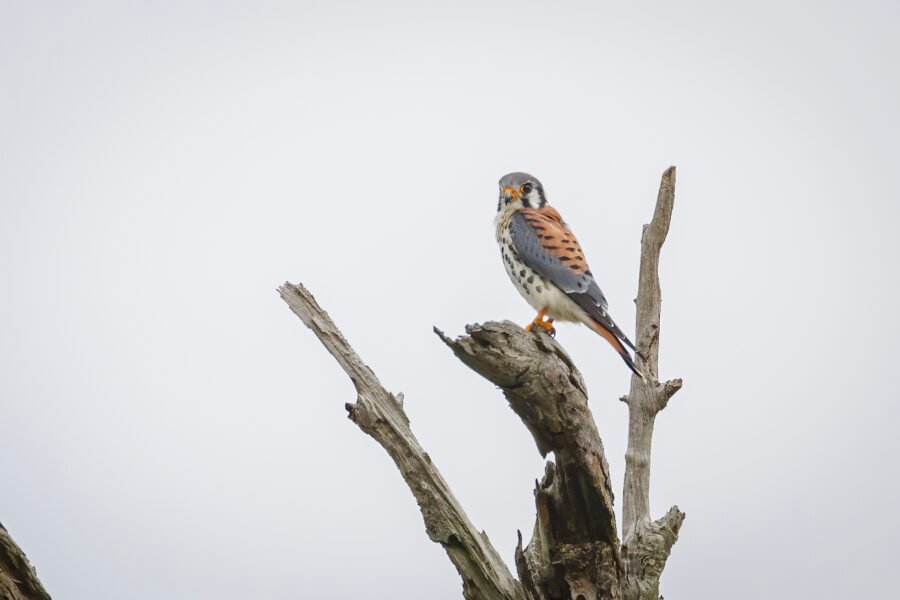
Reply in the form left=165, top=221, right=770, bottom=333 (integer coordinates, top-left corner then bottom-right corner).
left=503, top=187, right=520, bottom=202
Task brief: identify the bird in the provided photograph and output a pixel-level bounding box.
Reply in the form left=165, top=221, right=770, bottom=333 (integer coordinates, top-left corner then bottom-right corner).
left=494, top=172, right=644, bottom=379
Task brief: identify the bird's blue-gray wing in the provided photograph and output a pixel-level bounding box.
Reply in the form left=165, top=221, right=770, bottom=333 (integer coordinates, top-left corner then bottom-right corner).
left=509, top=210, right=638, bottom=354
left=508, top=210, right=608, bottom=311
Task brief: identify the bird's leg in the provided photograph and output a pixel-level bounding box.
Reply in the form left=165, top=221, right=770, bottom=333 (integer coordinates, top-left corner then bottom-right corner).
left=525, top=308, right=556, bottom=337
left=524, top=307, right=547, bottom=331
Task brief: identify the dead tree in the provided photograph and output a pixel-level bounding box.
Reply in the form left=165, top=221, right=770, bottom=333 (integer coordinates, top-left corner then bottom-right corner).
left=279, top=167, right=683, bottom=600
left=0, top=523, right=52, bottom=600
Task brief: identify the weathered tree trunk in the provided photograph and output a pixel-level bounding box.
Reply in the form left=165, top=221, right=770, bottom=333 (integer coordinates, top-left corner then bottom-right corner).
left=0, top=524, right=51, bottom=600
left=437, top=322, right=622, bottom=600
left=279, top=167, right=683, bottom=599
left=619, top=167, right=684, bottom=600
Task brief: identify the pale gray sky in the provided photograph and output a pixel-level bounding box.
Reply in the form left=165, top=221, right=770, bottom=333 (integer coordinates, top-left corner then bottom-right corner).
left=1, top=1, right=898, bottom=598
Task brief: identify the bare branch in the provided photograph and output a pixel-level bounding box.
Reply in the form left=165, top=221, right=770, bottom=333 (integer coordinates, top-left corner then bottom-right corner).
left=0, top=524, right=51, bottom=600
left=278, top=282, right=525, bottom=600
left=621, top=167, right=684, bottom=600
left=635, top=165, right=676, bottom=378
left=439, top=322, right=622, bottom=600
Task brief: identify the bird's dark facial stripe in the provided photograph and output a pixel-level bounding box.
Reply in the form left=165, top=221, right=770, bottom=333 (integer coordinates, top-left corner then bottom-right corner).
left=521, top=185, right=547, bottom=209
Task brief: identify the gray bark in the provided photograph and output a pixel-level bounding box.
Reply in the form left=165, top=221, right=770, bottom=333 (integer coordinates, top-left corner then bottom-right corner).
left=278, top=283, right=525, bottom=600
left=437, top=323, right=622, bottom=600
left=278, top=166, right=683, bottom=599
left=0, top=523, right=51, bottom=600
left=620, top=167, right=684, bottom=600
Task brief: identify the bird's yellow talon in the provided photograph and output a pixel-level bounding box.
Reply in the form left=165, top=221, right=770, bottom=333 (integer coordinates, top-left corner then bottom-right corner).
left=533, top=319, right=554, bottom=332
left=526, top=308, right=555, bottom=335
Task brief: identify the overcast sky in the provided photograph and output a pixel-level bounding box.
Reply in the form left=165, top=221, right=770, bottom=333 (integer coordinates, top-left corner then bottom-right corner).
left=1, top=1, right=898, bottom=598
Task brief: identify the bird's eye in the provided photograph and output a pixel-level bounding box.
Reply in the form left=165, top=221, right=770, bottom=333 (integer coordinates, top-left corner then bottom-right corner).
left=521, top=183, right=533, bottom=195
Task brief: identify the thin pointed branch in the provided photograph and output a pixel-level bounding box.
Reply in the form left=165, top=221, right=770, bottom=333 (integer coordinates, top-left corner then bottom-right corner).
left=278, top=282, right=525, bottom=600
left=620, top=167, right=685, bottom=600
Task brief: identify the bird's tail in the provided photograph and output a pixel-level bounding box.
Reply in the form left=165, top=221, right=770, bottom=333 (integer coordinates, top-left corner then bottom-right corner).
left=587, top=318, right=645, bottom=381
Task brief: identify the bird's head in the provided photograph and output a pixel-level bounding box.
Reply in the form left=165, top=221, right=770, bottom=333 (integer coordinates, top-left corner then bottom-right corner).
left=497, top=172, right=546, bottom=213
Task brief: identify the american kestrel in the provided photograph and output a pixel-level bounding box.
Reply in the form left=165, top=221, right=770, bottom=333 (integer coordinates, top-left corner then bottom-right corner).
left=495, top=172, right=643, bottom=379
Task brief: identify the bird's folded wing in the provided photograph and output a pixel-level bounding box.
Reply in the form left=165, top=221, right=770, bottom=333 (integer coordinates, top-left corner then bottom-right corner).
left=509, top=209, right=609, bottom=313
